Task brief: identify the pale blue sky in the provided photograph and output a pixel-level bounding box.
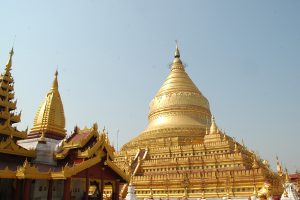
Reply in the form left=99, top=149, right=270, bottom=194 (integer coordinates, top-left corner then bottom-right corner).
left=0, top=1, right=299, bottom=171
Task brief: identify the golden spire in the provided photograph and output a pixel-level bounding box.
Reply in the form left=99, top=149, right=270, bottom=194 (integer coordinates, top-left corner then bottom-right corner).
left=234, top=142, right=239, bottom=153
left=29, top=70, right=66, bottom=139
left=175, top=44, right=180, bottom=57
left=172, top=42, right=183, bottom=67
left=209, top=116, right=218, bottom=134
left=285, top=168, right=290, bottom=183
left=50, top=70, right=59, bottom=91
left=5, top=47, right=14, bottom=70
left=242, top=139, right=246, bottom=147
left=154, top=43, right=203, bottom=96
left=276, top=156, right=283, bottom=176
left=175, top=41, right=180, bottom=57
left=252, top=155, right=259, bottom=169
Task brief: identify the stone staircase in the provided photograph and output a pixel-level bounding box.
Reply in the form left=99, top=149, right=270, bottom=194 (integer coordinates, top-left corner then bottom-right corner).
left=120, top=148, right=148, bottom=198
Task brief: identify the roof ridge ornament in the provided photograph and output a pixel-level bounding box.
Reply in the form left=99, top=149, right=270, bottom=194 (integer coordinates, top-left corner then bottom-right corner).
left=276, top=156, right=283, bottom=176
left=285, top=168, right=290, bottom=183
left=6, top=47, right=14, bottom=70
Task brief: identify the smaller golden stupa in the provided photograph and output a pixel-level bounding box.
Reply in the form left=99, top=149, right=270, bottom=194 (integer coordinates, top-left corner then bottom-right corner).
left=18, top=70, right=67, bottom=165
left=28, top=70, right=66, bottom=140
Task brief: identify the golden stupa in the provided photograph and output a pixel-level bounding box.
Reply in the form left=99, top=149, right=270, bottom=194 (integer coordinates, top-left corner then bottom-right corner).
left=115, top=45, right=282, bottom=199
left=121, top=45, right=211, bottom=150
left=28, top=71, right=66, bottom=140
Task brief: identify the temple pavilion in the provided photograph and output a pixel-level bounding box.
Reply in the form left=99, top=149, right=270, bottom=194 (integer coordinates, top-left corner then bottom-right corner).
left=114, top=45, right=284, bottom=200
left=0, top=48, right=129, bottom=200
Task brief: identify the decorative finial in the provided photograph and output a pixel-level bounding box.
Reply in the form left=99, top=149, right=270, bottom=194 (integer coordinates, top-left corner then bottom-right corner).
left=253, top=186, right=258, bottom=197
left=276, top=156, right=283, bottom=176
left=39, top=131, right=46, bottom=143
left=93, top=122, right=98, bottom=131
left=252, top=155, right=259, bottom=169
left=234, top=142, right=238, bottom=152
left=201, top=190, right=206, bottom=200
left=74, top=125, right=79, bottom=134
left=51, top=70, right=59, bottom=90
left=149, top=187, right=153, bottom=199
left=9, top=48, right=14, bottom=57
left=6, top=47, right=14, bottom=70
left=23, top=158, right=29, bottom=168
left=285, top=168, right=290, bottom=183
left=171, top=40, right=184, bottom=67
left=262, top=160, right=269, bottom=168
left=242, top=139, right=245, bottom=147
left=175, top=40, right=180, bottom=58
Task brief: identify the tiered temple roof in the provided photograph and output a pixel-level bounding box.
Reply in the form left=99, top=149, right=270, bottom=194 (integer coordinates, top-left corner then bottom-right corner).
left=0, top=48, right=35, bottom=158
left=1, top=123, right=128, bottom=181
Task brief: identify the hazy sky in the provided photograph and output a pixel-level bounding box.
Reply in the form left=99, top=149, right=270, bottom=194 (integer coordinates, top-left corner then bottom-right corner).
left=0, top=1, right=299, bottom=171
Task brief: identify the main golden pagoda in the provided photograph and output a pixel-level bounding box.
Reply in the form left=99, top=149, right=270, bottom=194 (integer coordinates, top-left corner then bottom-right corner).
left=115, top=45, right=282, bottom=199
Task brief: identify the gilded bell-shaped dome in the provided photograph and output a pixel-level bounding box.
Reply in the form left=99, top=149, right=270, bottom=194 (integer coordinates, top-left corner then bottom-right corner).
left=121, top=45, right=211, bottom=150
left=146, top=45, right=211, bottom=131
left=29, top=71, right=66, bottom=140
